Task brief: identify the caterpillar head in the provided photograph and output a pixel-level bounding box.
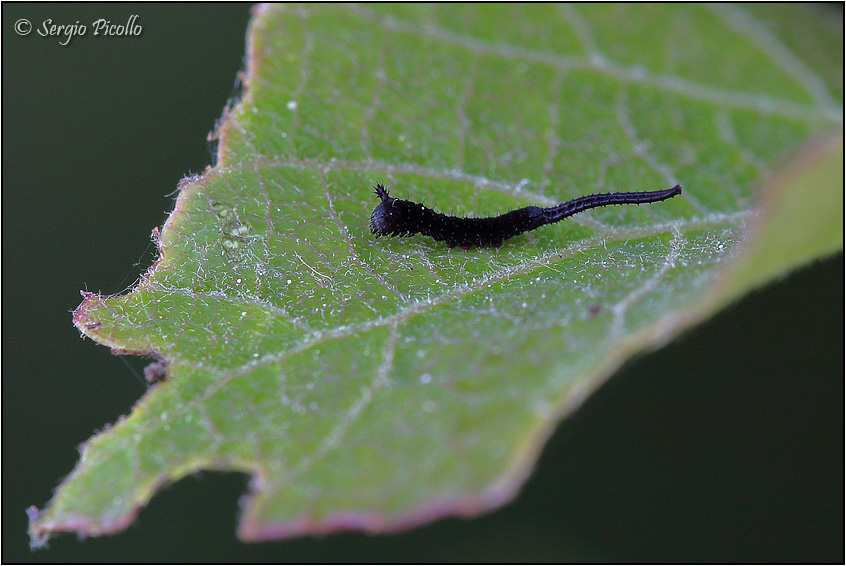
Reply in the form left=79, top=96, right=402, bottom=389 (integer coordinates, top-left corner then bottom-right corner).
left=370, top=183, right=428, bottom=238
left=370, top=183, right=399, bottom=237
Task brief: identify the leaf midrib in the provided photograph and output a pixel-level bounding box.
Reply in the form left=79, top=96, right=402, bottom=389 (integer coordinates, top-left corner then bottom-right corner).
left=144, top=205, right=748, bottom=380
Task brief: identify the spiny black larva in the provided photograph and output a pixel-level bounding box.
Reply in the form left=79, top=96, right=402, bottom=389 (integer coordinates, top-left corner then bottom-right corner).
left=369, top=182, right=682, bottom=250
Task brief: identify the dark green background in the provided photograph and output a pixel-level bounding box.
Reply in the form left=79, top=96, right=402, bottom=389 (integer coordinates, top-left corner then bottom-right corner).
left=3, top=3, right=842, bottom=562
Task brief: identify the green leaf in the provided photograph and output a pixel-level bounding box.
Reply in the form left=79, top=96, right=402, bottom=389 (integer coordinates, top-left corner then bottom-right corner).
left=30, top=4, right=842, bottom=545
left=718, top=133, right=843, bottom=301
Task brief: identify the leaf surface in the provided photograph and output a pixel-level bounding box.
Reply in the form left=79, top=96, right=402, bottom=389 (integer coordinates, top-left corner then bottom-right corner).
left=30, top=4, right=842, bottom=544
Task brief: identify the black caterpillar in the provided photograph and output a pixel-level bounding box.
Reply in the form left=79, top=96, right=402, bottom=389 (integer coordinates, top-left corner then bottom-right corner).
left=369, top=182, right=682, bottom=249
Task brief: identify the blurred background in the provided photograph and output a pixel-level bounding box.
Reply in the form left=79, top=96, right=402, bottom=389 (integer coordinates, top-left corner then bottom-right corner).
left=3, top=4, right=842, bottom=562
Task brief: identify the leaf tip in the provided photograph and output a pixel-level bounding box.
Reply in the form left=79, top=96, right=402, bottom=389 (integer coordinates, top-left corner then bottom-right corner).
left=26, top=506, right=51, bottom=550
left=72, top=292, right=105, bottom=336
